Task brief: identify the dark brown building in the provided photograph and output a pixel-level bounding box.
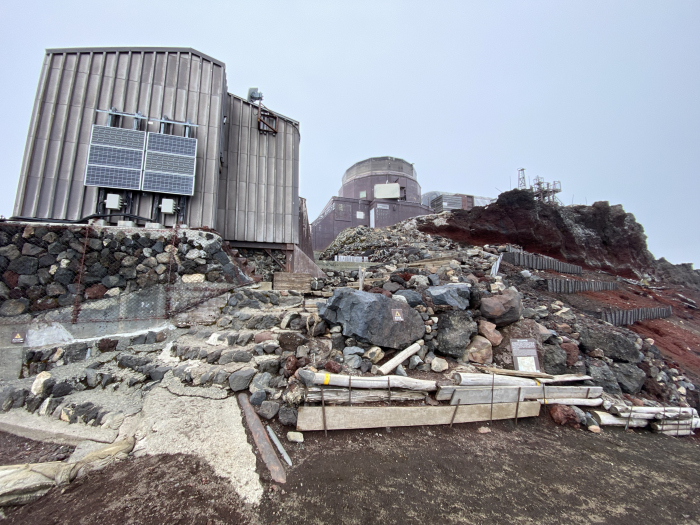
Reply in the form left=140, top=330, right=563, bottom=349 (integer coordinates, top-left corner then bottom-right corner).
left=311, top=157, right=433, bottom=251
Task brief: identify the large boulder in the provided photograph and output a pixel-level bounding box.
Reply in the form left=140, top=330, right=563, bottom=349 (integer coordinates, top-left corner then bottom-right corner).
left=541, top=344, right=567, bottom=375
left=578, top=325, right=642, bottom=363
left=586, top=358, right=621, bottom=394
left=480, top=289, right=522, bottom=327
left=425, top=284, right=471, bottom=310
left=319, top=289, right=425, bottom=349
left=611, top=363, right=646, bottom=394
left=436, top=310, right=477, bottom=357
left=464, top=335, right=493, bottom=364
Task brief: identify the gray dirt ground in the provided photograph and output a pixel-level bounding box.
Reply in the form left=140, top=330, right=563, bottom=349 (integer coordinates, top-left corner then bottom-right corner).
left=4, top=415, right=699, bottom=525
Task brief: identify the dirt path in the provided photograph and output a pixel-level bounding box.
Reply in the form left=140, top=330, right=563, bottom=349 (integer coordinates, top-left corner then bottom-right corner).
left=3, top=418, right=700, bottom=525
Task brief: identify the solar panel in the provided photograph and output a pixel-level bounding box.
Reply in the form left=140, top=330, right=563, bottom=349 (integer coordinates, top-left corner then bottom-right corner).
left=142, top=171, right=195, bottom=195
left=85, top=125, right=145, bottom=191
left=143, top=132, right=197, bottom=196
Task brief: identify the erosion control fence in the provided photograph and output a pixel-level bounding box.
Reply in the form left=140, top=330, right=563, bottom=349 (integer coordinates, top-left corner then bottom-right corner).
left=600, top=306, right=672, bottom=326
left=547, top=279, right=618, bottom=294
left=502, top=250, right=582, bottom=275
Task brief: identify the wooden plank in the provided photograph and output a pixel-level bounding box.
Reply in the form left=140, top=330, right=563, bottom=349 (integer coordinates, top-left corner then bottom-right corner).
left=305, top=387, right=426, bottom=404
left=452, top=372, right=592, bottom=387
left=448, top=387, right=523, bottom=405
left=538, top=398, right=603, bottom=407
left=238, top=394, right=286, bottom=483
left=650, top=418, right=700, bottom=431
left=437, top=385, right=603, bottom=402
left=474, top=367, right=554, bottom=379
left=307, top=372, right=437, bottom=391
left=296, top=402, right=541, bottom=431
left=273, top=272, right=312, bottom=292
left=539, top=374, right=593, bottom=384
left=377, top=343, right=422, bottom=375
left=610, top=406, right=698, bottom=418
left=591, top=411, right=649, bottom=428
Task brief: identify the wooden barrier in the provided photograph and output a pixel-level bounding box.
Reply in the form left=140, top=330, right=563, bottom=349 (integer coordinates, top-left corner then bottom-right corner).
left=547, top=279, right=618, bottom=294
left=502, top=251, right=582, bottom=275
left=600, top=306, right=672, bottom=326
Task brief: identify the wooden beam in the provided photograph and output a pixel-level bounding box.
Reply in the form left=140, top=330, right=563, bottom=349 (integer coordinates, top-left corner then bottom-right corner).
left=377, top=343, right=422, bottom=375
left=438, top=385, right=603, bottom=403
left=610, top=406, right=698, bottom=419
left=273, top=272, right=312, bottom=292
left=651, top=418, right=700, bottom=431
left=474, top=366, right=554, bottom=379
left=452, top=373, right=538, bottom=387
left=307, top=372, right=437, bottom=391
left=591, top=410, right=649, bottom=428
left=305, top=387, right=426, bottom=404
left=539, top=374, right=593, bottom=384
left=447, top=387, right=523, bottom=405
left=296, top=402, right=541, bottom=431
left=538, top=398, right=603, bottom=407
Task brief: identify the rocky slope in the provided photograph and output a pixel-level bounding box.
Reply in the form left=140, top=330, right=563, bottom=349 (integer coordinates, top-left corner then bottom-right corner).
left=417, top=189, right=656, bottom=279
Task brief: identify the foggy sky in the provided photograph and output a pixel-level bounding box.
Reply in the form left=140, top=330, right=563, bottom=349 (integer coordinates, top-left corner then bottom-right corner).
left=0, top=1, right=698, bottom=266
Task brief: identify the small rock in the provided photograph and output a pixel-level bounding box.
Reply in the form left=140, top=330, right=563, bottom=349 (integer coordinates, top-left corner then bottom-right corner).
left=409, top=355, right=423, bottom=370
left=477, top=426, right=491, bottom=434
left=250, top=390, right=267, bottom=406
left=279, top=406, right=298, bottom=426
left=287, top=431, right=304, bottom=443
left=477, top=320, right=503, bottom=347
left=464, top=335, right=493, bottom=365
left=345, top=354, right=362, bottom=369
left=431, top=357, right=448, bottom=372
left=324, top=360, right=342, bottom=374
left=363, top=346, right=385, bottom=364
left=257, top=400, right=280, bottom=419
left=395, top=364, right=407, bottom=376
left=228, top=368, right=257, bottom=391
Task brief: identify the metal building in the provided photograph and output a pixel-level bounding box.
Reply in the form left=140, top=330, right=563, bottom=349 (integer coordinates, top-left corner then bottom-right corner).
left=421, top=191, right=495, bottom=212
left=311, top=156, right=433, bottom=251
left=13, top=47, right=302, bottom=251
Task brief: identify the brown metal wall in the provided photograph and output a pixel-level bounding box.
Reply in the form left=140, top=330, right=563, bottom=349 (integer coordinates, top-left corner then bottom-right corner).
left=14, top=47, right=226, bottom=227
left=220, top=94, right=300, bottom=244
left=311, top=197, right=371, bottom=251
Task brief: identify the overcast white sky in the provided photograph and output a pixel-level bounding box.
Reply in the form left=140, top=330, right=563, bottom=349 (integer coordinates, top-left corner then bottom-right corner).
left=0, top=1, right=698, bottom=266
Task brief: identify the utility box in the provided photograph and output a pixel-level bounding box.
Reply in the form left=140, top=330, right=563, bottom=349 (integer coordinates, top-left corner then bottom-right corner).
left=160, top=198, right=177, bottom=215
left=105, top=194, right=122, bottom=210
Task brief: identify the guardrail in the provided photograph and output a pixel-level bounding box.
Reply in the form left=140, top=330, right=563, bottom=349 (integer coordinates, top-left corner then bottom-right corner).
left=547, top=279, right=618, bottom=293
left=502, top=251, right=582, bottom=275
left=600, top=306, right=672, bottom=326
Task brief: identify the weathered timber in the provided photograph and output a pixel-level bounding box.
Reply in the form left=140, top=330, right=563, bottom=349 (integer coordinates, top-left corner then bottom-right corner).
left=309, top=372, right=437, bottom=391
left=610, top=406, right=698, bottom=418
left=591, top=410, right=649, bottom=428
left=453, top=373, right=538, bottom=387
left=296, top=402, right=541, bottom=431
left=377, top=343, right=423, bottom=375
left=237, top=394, right=286, bottom=483
left=650, top=418, right=700, bottom=431
left=437, top=385, right=603, bottom=402
left=305, top=387, right=426, bottom=404
left=539, top=374, right=593, bottom=384
left=273, top=272, right=312, bottom=292
left=474, top=366, right=554, bottom=379
left=547, top=279, right=618, bottom=294
left=656, top=429, right=695, bottom=436
left=448, top=387, right=523, bottom=405
left=538, top=398, right=603, bottom=407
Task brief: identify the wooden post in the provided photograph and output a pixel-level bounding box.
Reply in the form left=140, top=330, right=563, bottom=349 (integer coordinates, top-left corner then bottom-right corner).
left=515, top=387, right=521, bottom=426
left=348, top=375, right=352, bottom=406
left=321, top=386, right=327, bottom=437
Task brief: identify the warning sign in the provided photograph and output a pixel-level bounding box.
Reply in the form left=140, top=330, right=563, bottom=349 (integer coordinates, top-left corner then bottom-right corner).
left=11, top=331, right=25, bottom=344
left=511, top=338, right=540, bottom=372
left=391, top=309, right=404, bottom=322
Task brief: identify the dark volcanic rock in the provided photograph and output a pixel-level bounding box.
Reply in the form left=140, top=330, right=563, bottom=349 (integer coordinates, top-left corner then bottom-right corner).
left=611, top=363, right=646, bottom=394
left=425, top=284, right=471, bottom=310
left=418, top=189, right=657, bottom=278
left=393, top=290, right=425, bottom=307
left=436, top=310, right=477, bottom=357
left=319, top=289, right=425, bottom=350
left=578, top=326, right=642, bottom=363
left=586, top=358, right=621, bottom=394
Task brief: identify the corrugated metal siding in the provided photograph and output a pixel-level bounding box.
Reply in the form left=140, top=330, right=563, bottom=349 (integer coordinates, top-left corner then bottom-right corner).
left=220, top=94, right=300, bottom=244
left=14, top=47, right=226, bottom=228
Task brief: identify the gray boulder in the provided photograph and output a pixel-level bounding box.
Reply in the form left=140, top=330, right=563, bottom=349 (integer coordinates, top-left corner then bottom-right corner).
left=586, top=358, right=621, bottom=394
left=319, top=289, right=425, bottom=349
left=425, top=284, right=471, bottom=310
left=611, top=363, right=646, bottom=394
left=257, top=400, right=280, bottom=419
left=228, top=368, right=256, bottom=391
left=436, top=310, right=477, bottom=357
left=278, top=406, right=298, bottom=426
left=394, top=290, right=425, bottom=307
left=480, top=289, right=522, bottom=327
left=578, top=326, right=642, bottom=363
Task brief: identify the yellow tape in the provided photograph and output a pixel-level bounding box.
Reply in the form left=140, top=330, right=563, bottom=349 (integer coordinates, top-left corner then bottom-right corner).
left=535, top=380, right=541, bottom=386
left=324, top=374, right=330, bottom=385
